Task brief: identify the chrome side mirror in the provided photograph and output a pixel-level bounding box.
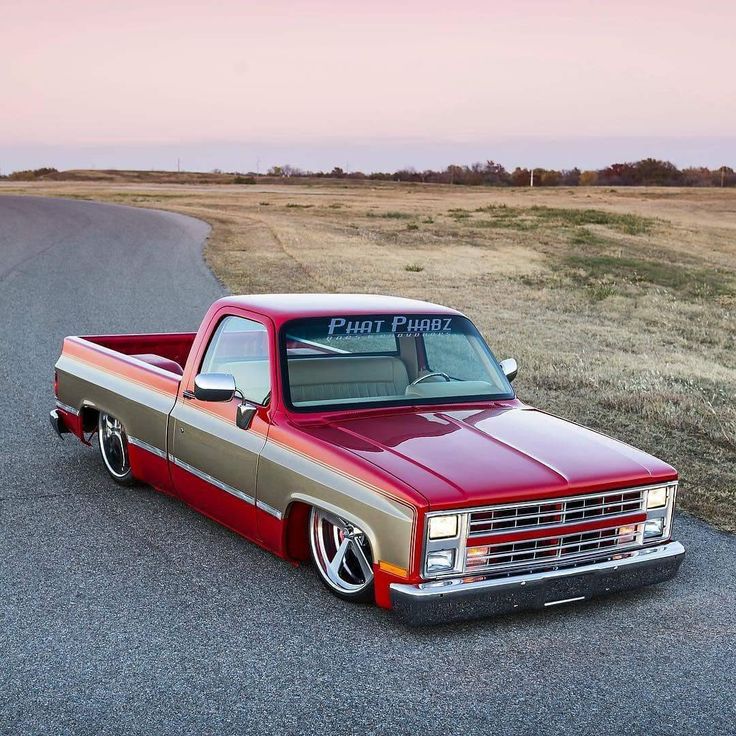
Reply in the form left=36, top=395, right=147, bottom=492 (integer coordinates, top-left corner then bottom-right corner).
left=193, top=373, right=236, bottom=402
left=236, top=402, right=257, bottom=430
left=499, top=358, right=518, bottom=383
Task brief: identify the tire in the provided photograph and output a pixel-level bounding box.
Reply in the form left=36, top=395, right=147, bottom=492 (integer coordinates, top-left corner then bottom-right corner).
left=309, top=507, right=375, bottom=603
left=98, top=412, right=135, bottom=486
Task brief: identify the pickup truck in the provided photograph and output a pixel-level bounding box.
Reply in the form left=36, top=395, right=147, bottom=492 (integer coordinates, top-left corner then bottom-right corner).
left=51, top=294, right=684, bottom=624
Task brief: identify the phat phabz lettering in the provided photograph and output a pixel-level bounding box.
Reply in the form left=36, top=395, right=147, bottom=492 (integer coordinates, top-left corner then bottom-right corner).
left=327, top=316, right=453, bottom=335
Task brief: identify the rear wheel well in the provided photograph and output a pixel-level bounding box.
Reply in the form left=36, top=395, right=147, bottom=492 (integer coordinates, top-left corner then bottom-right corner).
left=80, top=406, right=99, bottom=434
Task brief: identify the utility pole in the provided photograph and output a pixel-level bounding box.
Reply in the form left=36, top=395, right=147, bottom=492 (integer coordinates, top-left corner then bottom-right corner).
left=177, top=158, right=181, bottom=173
left=256, top=157, right=260, bottom=175
left=530, top=168, right=534, bottom=187
left=722, top=166, right=726, bottom=188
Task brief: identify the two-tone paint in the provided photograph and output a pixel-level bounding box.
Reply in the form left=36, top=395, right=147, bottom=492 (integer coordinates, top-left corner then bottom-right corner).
left=52, top=294, right=684, bottom=617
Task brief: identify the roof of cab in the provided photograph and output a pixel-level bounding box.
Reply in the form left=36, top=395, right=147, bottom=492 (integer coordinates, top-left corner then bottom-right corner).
left=213, top=294, right=463, bottom=322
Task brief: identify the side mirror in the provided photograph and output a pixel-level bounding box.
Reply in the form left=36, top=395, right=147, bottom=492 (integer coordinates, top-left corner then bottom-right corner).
left=193, top=373, right=236, bottom=402
left=236, top=402, right=257, bottom=430
left=499, top=358, right=518, bottom=383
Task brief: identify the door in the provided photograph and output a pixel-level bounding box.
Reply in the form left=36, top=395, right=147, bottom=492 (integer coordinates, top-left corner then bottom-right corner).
left=169, top=314, right=272, bottom=539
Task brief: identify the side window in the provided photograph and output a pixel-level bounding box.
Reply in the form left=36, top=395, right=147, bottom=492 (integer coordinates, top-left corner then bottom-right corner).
left=201, top=316, right=271, bottom=404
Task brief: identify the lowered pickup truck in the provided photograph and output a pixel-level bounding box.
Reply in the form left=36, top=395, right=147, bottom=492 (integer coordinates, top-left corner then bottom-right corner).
left=51, top=294, right=684, bottom=624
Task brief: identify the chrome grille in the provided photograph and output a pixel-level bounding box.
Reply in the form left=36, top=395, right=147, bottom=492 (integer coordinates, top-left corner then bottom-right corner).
left=468, top=488, right=646, bottom=537
left=465, top=523, right=645, bottom=574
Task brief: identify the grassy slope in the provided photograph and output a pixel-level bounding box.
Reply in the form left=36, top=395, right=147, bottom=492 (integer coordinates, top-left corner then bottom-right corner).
left=3, top=180, right=734, bottom=531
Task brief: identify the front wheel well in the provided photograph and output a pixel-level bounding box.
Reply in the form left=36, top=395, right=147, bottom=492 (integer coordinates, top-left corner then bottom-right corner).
left=282, top=501, right=379, bottom=564
left=282, top=501, right=312, bottom=562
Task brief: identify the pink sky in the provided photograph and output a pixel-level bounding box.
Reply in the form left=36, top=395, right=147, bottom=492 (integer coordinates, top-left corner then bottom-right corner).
left=2, top=0, right=735, bottom=170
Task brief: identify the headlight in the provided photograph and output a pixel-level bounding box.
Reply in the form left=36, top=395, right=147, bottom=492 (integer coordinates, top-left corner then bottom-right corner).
left=428, top=514, right=459, bottom=540
left=647, top=486, right=668, bottom=509
left=644, top=518, right=664, bottom=538
left=643, top=483, right=676, bottom=544
left=426, top=550, right=455, bottom=573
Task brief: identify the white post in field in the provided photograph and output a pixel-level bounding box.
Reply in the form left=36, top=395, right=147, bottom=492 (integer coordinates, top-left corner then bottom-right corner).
left=530, top=168, right=534, bottom=187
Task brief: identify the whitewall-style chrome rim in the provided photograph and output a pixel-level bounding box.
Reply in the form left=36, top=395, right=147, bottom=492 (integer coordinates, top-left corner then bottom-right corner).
left=310, top=508, right=374, bottom=593
left=98, top=413, right=130, bottom=479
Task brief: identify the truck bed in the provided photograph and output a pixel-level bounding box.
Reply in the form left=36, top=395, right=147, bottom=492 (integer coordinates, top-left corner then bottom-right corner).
left=53, top=332, right=196, bottom=466
left=80, top=332, right=196, bottom=373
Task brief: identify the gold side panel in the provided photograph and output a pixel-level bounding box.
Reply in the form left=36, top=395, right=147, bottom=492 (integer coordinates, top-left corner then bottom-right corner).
left=55, top=349, right=416, bottom=569
left=257, top=440, right=416, bottom=570
left=169, top=402, right=267, bottom=499
left=55, top=354, right=176, bottom=450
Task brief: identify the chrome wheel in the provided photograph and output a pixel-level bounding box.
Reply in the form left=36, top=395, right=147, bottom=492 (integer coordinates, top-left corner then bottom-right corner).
left=98, top=412, right=131, bottom=481
left=310, top=508, right=374, bottom=599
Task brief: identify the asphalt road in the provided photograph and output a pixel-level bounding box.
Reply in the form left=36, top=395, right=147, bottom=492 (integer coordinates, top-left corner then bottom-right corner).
left=1, top=195, right=734, bottom=736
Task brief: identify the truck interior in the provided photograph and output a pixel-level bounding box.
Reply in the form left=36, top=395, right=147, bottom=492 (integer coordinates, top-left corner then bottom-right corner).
left=281, top=315, right=513, bottom=409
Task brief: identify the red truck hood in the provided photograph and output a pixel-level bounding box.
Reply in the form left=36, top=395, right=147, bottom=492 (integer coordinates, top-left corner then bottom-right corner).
left=301, top=404, right=676, bottom=510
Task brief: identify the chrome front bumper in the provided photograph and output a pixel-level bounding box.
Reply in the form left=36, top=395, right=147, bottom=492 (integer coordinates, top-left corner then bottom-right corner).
left=390, top=540, right=685, bottom=626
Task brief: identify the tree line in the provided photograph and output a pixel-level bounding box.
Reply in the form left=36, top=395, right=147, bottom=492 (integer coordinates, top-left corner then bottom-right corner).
left=4, top=159, right=735, bottom=186
left=267, top=158, right=735, bottom=187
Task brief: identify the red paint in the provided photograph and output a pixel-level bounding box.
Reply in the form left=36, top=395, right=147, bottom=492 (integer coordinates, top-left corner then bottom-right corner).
left=55, top=295, right=678, bottom=607
left=301, top=405, right=676, bottom=510
left=373, top=566, right=406, bottom=609
left=282, top=502, right=311, bottom=562
left=85, top=332, right=196, bottom=370
left=170, top=459, right=258, bottom=538
left=56, top=405, right=83, bottom=439
left=258, top=509, right=285, bottom=557
left=128, top=444, right=176, bottom=496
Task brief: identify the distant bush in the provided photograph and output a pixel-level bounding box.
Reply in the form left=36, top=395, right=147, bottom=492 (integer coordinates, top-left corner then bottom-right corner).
left=510, top=167, right=530, bottom=186
left=379, top=211, right=412, bottom=219
left=561, top=167, right=581, bottom=186
left=540, top=170, right=561, bottom=186
left=233, top=175, right=256, bottom=184
left=8, top=167, right=58, bottom=181
left=579, top=170, right=599, bottom=186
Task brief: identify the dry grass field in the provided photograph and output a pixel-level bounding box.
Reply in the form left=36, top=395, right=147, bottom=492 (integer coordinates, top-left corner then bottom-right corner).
left=3, top=180, right=734, bottom=531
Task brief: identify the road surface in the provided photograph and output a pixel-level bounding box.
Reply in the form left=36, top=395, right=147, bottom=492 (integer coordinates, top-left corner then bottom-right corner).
left=0, top=195, right=734, bottom=735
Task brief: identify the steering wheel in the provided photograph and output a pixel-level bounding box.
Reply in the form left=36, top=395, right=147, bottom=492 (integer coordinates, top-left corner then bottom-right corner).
left=410, top=371, right=452, bottom=386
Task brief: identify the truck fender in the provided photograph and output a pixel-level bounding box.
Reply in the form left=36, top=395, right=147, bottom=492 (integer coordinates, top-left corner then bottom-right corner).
left=282, top=493, right=381, bottom=565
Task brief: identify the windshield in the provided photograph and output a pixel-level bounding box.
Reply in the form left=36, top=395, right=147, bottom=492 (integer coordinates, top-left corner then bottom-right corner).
left=281, top=314, right=514, bottom=410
